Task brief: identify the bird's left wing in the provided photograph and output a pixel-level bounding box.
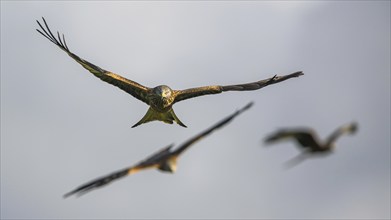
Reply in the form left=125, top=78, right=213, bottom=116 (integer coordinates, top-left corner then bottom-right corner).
left=173, top=71, right=303, bottom=103
left=264, top=129, right=320, bottom=149
left=36, top=17, right=150, bottom=104
left=325, top=122, right=358, bottom=147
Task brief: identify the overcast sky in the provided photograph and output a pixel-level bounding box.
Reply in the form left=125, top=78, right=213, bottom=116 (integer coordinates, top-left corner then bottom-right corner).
left=1, top=1, right=390, bottom=219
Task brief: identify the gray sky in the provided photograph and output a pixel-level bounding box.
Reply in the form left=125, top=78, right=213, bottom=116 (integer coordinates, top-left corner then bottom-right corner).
left=1, top=1, right=390, bottom=219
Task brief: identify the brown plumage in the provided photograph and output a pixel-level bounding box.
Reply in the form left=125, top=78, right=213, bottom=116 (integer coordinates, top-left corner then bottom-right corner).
left=63, top=102, right=253, bottom=198
left=264, top=122, right=358, bottom=167
left=36, top=17, right=303, bottom=128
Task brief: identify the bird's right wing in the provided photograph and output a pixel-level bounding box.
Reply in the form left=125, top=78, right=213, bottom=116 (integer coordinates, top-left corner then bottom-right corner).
left=172, top=102, right=253, bottom=156
left=63, top=167, right=135, bottom=198
left=36, top=17, right=150, bottom=104
left=63, top=145, right=174, bottom=198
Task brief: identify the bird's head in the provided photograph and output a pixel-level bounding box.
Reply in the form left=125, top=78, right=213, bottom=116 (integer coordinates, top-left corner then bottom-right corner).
left=158, top=157, right=177, bottom=173
left=346, top=122, right=358, bottom=134
left=153, top=85, right=173, bottom=99
left=151, top=85, right=174, bottom=109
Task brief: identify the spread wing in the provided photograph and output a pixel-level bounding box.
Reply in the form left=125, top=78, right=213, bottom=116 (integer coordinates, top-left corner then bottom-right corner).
left=264, top=129, right=321, bottom=150
left=63, top=145, right=174, bottom=198
left=172, top=102, right=253, bottom=156
left=173, top=71, right=303, bottom=103
left=63, top=167, right=134, bottom=198
left=36, top=17, right=150, bottom=104
left=325, top=122, right=358, bottom=146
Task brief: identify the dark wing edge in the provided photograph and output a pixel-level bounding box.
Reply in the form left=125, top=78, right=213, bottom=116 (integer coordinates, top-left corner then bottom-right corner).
left=222, top=71, right=304, bottom=91
left=63, top=167, right=131, bottom=198
left=172, top=102, right=253, bottom=156
left=173, top=71, right=303, bottom=103
left=36, top=17, right=150, bottom=104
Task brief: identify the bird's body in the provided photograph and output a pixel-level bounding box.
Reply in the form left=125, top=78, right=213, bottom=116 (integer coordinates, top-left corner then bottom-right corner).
left=63, top=102, right=253, bottom=198
left=264, top=122, right=358, bottom=167
left=36, top=17, right=303, bottom=127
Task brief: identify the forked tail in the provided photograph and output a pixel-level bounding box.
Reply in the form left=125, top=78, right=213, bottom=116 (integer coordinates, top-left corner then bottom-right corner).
left=132, top=107, right=187, bottom=128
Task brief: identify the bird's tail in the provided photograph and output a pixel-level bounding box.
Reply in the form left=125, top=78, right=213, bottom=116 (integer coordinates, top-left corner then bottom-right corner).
left=283, top=153, right=310, bottom=169
left=132, top=107, right=187, bottom=128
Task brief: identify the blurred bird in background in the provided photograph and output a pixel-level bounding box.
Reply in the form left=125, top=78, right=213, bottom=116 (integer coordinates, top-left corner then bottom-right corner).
left=64, top=102, right=253, bottom=198
left=264, top=122, right=358, bottom=168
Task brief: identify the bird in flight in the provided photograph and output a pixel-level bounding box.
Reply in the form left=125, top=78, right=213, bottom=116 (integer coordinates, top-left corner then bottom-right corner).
left=63, top=102, right=253, bottom=198
left=36, top=17, right=303, bottom=128
left=264, top=122, right=358, bottom=167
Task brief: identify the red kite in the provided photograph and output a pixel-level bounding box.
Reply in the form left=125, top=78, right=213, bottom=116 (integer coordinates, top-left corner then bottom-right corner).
left=64, top=102, right=253, bottom=198
left=36, top=17, right=303, bottom=127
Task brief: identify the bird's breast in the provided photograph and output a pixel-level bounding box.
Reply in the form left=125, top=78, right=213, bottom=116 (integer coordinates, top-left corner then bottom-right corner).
left=148, top=94, right=174, bottom=112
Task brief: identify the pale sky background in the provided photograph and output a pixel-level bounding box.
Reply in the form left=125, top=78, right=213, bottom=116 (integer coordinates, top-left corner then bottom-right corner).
left=1, top=1, right=390, bottom=219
